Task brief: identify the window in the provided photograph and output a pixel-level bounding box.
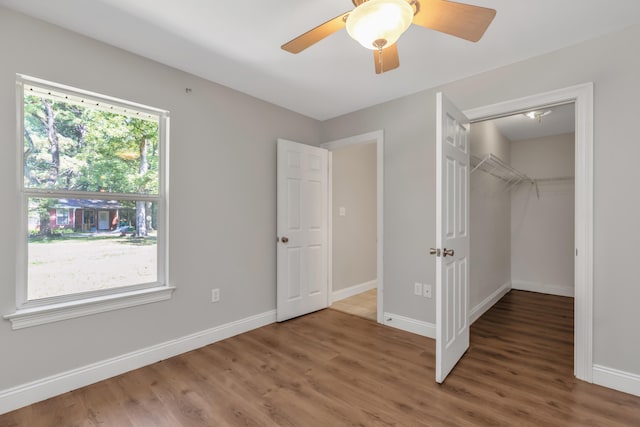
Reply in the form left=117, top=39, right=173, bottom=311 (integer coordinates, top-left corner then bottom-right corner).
left=55, top=208, right=69, bottom=226
left=5, top=75, right=172, bottom=328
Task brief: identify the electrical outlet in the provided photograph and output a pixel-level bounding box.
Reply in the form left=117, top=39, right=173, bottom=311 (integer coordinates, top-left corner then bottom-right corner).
left=423, top=284, right=432, bottom=298
left=211, top=288, right=220, bottom=303
left=414, top=282, right=422, bottom=296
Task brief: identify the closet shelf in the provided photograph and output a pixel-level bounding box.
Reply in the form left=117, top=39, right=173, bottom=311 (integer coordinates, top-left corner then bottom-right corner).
left=471, top=153, right=574, bottom=199
left=471, top=154, right=533, bottom=187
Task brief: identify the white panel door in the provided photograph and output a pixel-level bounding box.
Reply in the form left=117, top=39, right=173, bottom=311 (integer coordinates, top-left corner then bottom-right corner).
left=435, top=92, right=470, bottom=383
left=277, top=139, right=328, bottom=322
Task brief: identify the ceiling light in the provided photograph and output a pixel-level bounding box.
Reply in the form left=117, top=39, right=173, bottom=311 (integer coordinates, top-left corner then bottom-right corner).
left=346, top=0, right=414, bottom=50
left=524, top=110, right=552, bottom=122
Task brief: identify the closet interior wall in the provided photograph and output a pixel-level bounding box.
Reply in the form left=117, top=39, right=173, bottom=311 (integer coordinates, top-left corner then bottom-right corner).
left=510, top=133, right=575, bottom=297
left=469, top=121, right=512, bottom=312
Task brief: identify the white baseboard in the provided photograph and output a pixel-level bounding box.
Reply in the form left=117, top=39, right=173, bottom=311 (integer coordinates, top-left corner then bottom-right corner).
left=0, top=310, right=276, bottom=415
left=593, top=365, right=640, bottom=397
left=383, top=312, right=435, bottom=339
left=332, top=280, right=376, bottom=302
left=469, top=281, right=511, bottom=324
left=512, top=280, right=574, bottom=297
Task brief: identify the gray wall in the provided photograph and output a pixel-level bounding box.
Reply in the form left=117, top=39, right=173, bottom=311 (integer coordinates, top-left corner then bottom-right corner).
left=322, top=23, right=640, bottom=375
left=469, top=121, right=512, bottom=310
left=511, top=133, right=575, bottom=295
left=331, top=143, right=377, bottom=292
left=0, top=8, right=321, bottom=390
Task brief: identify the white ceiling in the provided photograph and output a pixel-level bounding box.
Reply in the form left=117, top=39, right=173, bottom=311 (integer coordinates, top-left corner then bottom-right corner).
left=2, top=0, right=640, bottom=120
left=491, top=103, right=575, bottom=142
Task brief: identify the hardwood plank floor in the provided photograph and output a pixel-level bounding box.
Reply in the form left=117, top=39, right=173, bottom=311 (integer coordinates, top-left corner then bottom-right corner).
left=330, top=288, right=377, bottom=321
left=1, top=290, right=639, bottom=426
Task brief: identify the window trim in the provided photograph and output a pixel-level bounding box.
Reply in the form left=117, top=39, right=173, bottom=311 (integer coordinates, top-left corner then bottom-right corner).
left=4, top=286, right=176, bottom=330
left=4, top=75, right=172, bottom=329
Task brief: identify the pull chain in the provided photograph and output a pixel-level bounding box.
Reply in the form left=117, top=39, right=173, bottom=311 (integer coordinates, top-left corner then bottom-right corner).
left=373, top=38, right=387, bottom=73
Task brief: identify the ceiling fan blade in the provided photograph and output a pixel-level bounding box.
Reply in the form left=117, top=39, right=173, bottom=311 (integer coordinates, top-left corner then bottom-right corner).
left=413, top=0, right=496, bottom=42
left=281, top=12, right=350, bottom=53
left=374, top=44, right=400, bottom=74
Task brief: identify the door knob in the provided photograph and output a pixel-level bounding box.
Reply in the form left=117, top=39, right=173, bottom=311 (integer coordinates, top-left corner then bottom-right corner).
left=281, top=236, right=289, bottom=243
left=443, top=248, right=454, bottom=257
left=429, top=248, right=441, bottom=256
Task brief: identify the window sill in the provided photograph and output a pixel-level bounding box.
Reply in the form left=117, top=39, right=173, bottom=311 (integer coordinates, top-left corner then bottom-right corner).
left=3, top=286, right=176, bottom=330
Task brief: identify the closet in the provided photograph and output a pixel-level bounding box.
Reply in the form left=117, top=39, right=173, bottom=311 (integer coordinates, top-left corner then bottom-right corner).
left=469, top=104, right=576, bottom=314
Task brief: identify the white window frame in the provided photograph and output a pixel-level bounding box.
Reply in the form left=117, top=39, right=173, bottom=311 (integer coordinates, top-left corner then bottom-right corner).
left=56, top=208, right=70, bottom=226
left=4, top=75, right=174, bottom=329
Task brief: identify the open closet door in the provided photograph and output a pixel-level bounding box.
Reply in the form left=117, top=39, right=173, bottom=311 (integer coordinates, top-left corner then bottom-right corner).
left=435, top=92, right=470, bottom=383
left=276, top=139, right=328, bottom=322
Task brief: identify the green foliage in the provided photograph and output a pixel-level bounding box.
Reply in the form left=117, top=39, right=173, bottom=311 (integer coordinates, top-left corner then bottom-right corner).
left=23, top=95, right=159, bottom=194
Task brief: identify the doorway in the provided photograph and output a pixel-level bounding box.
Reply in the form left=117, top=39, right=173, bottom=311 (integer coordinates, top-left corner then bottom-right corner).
left=98, top=210, right=110, bottom=231
left=469, top=102, right=576, bottom=359
left=463, top=83, right=594, bottom=382
left=321, top=130, right=384, bottom=323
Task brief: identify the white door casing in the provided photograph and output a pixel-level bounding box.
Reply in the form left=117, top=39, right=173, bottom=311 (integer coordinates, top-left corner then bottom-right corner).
left=463, top=83, right=594, bottom=382
left=435, top=92, right=471, bottom=383
left=277, top=139, right=328, bottom=322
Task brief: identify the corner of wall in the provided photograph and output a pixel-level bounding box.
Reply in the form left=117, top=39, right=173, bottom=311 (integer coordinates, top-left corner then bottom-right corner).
left=469, top=281, right=511, bottom=324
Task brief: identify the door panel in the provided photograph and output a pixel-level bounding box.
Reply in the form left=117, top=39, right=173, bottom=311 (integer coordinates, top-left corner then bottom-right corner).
left=445, top=262, right=455, bottom=344
left=308, top=245, right=323, bottom=295
left=287, top=181, right=301, bottom=230
left=277, top=139, right=328, bottom=322
left=446, top=157, right=456, bottom=237
left=287, top=248, right=301, bottom=300
left=436, top=92, right=471, bottom=383
left=458, top=164, right=467, bottom=235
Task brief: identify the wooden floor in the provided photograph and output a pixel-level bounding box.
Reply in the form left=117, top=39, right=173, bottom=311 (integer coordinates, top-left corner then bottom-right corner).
left=2, top=290, right=640, bottom=426
left=329, top=288, right=377, bottom=321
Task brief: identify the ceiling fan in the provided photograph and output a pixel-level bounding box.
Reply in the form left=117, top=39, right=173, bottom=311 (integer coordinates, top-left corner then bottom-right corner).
left=281, top=0, right=496, bottom=74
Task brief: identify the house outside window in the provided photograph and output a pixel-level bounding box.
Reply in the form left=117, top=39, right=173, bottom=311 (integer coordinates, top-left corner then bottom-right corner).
left=6, top=75, right=172, bottom=328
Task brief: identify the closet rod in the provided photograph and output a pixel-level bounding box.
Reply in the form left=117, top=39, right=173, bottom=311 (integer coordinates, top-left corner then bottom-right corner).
left=533, top=176, right=574, bottom=183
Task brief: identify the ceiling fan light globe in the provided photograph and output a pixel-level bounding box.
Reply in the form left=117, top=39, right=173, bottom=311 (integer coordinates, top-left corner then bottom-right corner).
left=524, top=110, right=552, bottom=120
left=346, top=0, right=414, bottom=50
